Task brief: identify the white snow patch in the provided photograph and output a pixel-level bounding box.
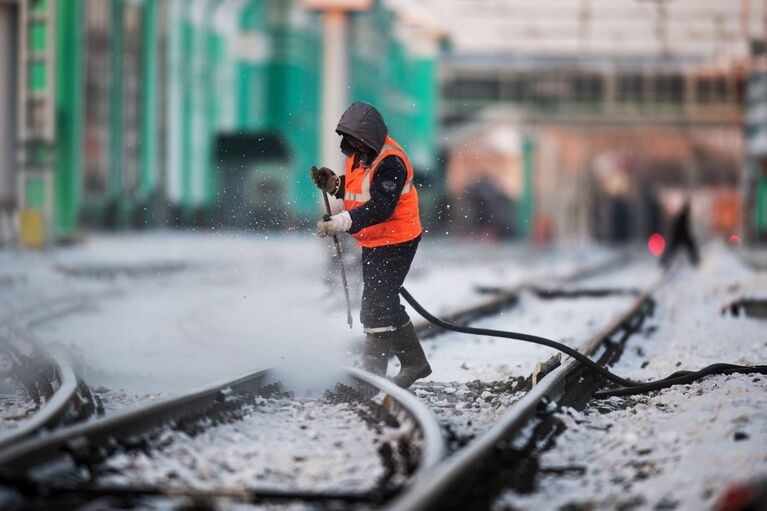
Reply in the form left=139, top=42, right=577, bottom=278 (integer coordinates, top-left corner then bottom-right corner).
left=496, top=374, right=767, bottom=511
left=495, top=244, right=767, bottom=510
left=416, top=292, right=636, bottom=383
left=99, top=396, right=388, bottom=493
left=1, top=232, right=620, bottom=404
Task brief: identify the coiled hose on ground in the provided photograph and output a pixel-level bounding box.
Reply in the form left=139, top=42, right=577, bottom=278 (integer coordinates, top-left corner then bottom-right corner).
left=399, top=287, right=767, bottom=398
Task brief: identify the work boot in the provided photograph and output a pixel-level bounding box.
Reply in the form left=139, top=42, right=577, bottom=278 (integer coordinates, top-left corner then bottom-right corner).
left=362, top=334, right=389, bottom=377
left=391, top=321, right=431, bottom=388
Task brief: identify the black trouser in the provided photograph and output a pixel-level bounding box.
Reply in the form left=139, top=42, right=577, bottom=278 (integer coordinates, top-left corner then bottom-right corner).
left=360, top=235, right=420, bottom=332
left=661, top=233, right=700, bottom=267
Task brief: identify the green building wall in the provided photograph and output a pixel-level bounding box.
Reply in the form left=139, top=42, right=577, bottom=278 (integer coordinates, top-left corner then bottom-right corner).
left=237, top=0, right=270, bottom=131
left=348, top=1, right=441, bottom=225
left=171, top=0, right=322, bottom=223
left=265, top=1, right=322, bottom=218
left=348, top=5, right=438, bottom=172
left=166, top=0, right=242, bottom=224
left=55, top=0, right=83, bottom=239
left=46, top=0, right=439, bottom=235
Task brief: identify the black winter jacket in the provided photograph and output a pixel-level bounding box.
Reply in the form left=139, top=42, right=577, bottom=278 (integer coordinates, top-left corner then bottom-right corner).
left=333, top=102, right=407, bottom=234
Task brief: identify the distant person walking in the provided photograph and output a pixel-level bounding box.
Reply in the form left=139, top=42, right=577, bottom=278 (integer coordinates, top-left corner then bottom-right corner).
left=661, top=200, right=700, bottom=268
left=309, top=101, right=431, bottom=388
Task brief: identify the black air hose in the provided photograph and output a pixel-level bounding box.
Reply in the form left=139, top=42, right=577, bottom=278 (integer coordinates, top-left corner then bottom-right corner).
left=399, top=287, right=767, bottom=398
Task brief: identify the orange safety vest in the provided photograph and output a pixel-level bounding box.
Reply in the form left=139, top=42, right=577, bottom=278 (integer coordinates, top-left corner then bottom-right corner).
left=343, top=136, right=422, bottom=248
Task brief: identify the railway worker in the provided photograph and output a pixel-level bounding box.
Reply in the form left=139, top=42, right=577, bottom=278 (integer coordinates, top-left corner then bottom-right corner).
left=660, top=200, right=700, bottom=268
left=309, top=101, right=432, bottom=389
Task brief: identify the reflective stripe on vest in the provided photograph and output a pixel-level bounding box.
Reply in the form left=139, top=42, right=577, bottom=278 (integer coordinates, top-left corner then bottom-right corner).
left=363, top=324, right=398, bottom=334
left=343, top=135, right=422, bottom=248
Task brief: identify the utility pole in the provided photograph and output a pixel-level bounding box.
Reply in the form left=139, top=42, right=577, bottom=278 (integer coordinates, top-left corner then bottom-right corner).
left=303, top=0, right=372, bottom=211
left=320, top=9, right=347, bottom=175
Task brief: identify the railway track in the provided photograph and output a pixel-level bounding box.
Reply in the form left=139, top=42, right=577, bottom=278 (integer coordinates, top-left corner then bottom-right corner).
left=0, top=300, right=99, bottom=452
left=407, top=289, right=647, bottom=455
left=386, top=265, right=665, bottom=511
left=409, top=249, right=633, bottom=342
left=0, top=250, right=653, bottom=510
left=0, top=366, right=444, bottom=510
left=392, top=253, right=650, bottom=451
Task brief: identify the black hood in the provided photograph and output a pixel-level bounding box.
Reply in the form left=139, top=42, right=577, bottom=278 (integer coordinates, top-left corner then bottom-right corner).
left=335, top=102, right=388, bottom=155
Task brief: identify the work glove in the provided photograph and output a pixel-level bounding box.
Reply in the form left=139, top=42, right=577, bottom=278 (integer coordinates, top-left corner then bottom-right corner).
left=310, top=166, right=340, bottom=195
left=317, top=211, right=352, bottom=238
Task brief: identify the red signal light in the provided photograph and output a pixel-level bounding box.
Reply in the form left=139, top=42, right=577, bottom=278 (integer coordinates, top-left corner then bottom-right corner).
left=648, top=233, right=665, bottom=257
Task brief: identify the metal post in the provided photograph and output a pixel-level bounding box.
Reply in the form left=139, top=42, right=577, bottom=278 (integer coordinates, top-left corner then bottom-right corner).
left=179, top=0, right=193, bottom=223
left=140, top=0, right=157, bottom=208
left=202, top=0, right=224, bottom=219
left=320, top=9, right=347, bottom=178
left=758, top=174, right=767, bottom=236
left=517, top=133, right=535, bottom=239
left=109, top=0, right=125, bottom=225
left=236, top=0, right=265, bottom=131
left=0, top=3, right=18, bottom=245
left=17, top=0, right=27, bottom=151
left=55, top=0, right=83, bottom=239
left=164, top=0, right=183, bottom=215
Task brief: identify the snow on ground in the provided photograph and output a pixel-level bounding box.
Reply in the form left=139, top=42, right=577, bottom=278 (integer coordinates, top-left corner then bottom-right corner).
left=0, top=347, right=38, bottom=432
left=0, top=232, right=619, bottom=406
left=93, top=387, right=166, bottom=416
left=411, top=380, right=525, bottom=452
left=576, top=253, right=662, bottom=291
left=0, top=245, right=110, bottom=320
left=497, top=375, right=767, bottom=511
left=396, top=259, right=649, bottom=451
left=13, top=233, right=356, bottom=395
left=494, top=244, right=767, bottom=510
left=0, top=376, right=35, bottom=431
left=99, top=396, right=388, bottom=493
left=405, top=240, right=617, bottom=315
left=414, top=291, right=637, bottom=384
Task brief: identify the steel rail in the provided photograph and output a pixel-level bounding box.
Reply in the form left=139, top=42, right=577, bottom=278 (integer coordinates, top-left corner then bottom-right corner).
left=0, top=250, right=639, bottom=507
left=0, top=366, right=445, bottom=507
left=0, top=367, right=273, bottom=473
left=412, top=248, right=634, bottom=340
left=0, top=290, right=119, bottom=449
left=44, top=483, right=378, bottom=503
left=0, top=325, right=82, bottom=452
left=386, top=273, right=666, bottom=511
left=0, top=348, right=79, bottom=452
left=346, top=366, right=445, bottom=482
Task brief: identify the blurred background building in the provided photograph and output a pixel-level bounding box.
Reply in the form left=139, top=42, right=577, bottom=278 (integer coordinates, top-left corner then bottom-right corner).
left=432, top=0, right=753, bottom=244
left=0, top=0, right=765, bottom=248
